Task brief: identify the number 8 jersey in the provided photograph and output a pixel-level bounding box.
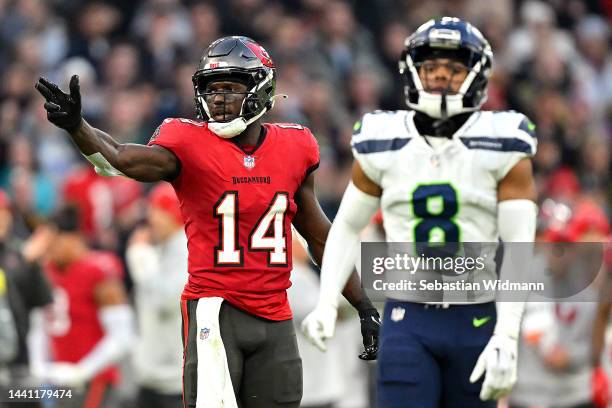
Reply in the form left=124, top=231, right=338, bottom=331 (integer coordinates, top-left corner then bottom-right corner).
left=149, top=119, right=319, bottom=321
left=352, top=110, right=537, bottom=244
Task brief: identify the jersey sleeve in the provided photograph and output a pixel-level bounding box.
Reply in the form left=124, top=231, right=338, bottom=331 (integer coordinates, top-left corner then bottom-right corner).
left=493, top=113, right=538, bottom=181
left=303, top=127, right=320, bottom=177
left=275, top=123, right=320, bottom=184
left=350, top=112, right=410, bottom=185
left=89, top=252, right=125, bottom=288
left=148, top=119, right=179, bottom=147
left=147, top=118, right=192, bottom=159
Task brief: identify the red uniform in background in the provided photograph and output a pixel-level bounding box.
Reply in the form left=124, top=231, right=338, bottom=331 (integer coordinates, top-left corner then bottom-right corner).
left=63, top=166, right=143, bottom=240
left=45, top=251, right=124, bottom=384
left=149, top=118, right=319, bottom=321
left=62, top=167, right=114, bottom=239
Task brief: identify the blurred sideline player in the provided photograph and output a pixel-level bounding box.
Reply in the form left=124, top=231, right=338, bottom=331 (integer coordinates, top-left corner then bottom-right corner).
left=127, top=182, right=188, bottom=408
left=0, top=189, right=53, bottom=408
left=511, top=200, right=610, bottom=408
left=39, top=206, right=135, bottom=408
left=288, top=233, right=343, bottom=408
left=35, top=36, right=379, bottom=408
left=289, top=231, right=372, bottom=408
left=303, top=17, right=537, bottom=408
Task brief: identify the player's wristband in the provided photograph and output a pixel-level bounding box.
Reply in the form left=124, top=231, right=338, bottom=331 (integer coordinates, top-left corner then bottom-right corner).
left=354, top=298, right=376, bottom=317
left=83, top=152, right=125, bottom=177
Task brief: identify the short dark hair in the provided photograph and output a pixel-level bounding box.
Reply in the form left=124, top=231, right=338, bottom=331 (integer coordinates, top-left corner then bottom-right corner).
left=50, top=205, right=81, bottom=233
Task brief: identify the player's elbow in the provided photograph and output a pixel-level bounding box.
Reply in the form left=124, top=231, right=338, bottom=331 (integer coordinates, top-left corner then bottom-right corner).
left=119, top=145, right=179, bottom=182
left=115, top=145, right=136, bottom=174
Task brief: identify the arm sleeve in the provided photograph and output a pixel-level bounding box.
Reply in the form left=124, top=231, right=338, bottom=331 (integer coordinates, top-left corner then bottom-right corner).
left=77, top=304, right=136, bottom=379
left=495, top=199, right=538, bottom=339
left=317, top=182, right=380, bottom=308
left=27, top=308, right=48, bottom=378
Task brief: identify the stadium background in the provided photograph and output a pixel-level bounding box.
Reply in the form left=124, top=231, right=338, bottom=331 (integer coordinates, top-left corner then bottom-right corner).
left=0, top=0, right=611, bottom=407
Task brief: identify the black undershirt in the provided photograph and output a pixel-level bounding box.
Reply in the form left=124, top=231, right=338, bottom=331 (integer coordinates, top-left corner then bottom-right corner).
left=413, top=111, right=474, bottom=138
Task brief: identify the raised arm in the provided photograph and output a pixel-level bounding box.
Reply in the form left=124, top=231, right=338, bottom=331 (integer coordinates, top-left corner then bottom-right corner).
left=35, top=75, right=179, bottom=182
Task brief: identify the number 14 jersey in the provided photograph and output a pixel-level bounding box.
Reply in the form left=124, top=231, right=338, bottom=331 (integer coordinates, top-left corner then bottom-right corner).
left=149, top=119, right=319, bottom=321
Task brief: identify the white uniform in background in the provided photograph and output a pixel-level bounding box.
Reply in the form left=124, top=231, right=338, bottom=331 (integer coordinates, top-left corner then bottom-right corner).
left=127, top=230, right=188, bottom=395
left=288, top=261, right=343, bottom=407
left=352, top=109, right=537, bottom=303
left=510, top=252, right=601, bottom=408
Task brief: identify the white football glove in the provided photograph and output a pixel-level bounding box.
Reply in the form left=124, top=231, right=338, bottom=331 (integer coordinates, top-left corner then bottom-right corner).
left=300, top=304, right=338, bottom=352
left=469, top=334, right=518, bottom=400
left=45, top=362, right=88, bottom=388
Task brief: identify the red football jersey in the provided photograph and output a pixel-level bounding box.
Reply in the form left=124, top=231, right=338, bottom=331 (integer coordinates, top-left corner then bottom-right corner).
left=45, top=251, right=124, bottom=384
left=63, top=166, right=114, bottom=239
left=149, top=119, right=319, bottom=320
left=63, top=166, right=143, bottom=239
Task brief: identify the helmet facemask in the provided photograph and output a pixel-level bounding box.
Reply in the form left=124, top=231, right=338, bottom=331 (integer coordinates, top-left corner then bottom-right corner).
left=192, top=36, right=278, bottom=138
left=193, top=68, right=275, bottom=138
left=399, top=18, right=493, bottom=120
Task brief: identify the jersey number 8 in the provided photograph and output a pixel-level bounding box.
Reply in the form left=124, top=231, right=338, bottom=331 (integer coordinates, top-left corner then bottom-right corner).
left=412, top=183, right=460, bottom=256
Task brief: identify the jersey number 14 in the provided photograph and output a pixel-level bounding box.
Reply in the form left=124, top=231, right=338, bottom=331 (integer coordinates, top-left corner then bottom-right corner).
left=214, top=191, right=288, bottom=266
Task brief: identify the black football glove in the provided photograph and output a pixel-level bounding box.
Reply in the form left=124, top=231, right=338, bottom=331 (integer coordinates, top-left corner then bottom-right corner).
left=35, top=75, right=82, bottom=132
left=358, top=308, right=381, bottom=360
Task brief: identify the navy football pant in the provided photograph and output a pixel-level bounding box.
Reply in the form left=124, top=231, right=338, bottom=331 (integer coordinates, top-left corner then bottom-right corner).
left=377, top=300, right=497, bottom=408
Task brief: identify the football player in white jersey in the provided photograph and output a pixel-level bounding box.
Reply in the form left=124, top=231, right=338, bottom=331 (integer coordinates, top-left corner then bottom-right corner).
left=302, top=17, right=538, bottom=408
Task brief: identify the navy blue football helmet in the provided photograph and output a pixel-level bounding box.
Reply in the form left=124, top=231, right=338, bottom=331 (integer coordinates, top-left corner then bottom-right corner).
left=399, top=17, right=493, bottom=119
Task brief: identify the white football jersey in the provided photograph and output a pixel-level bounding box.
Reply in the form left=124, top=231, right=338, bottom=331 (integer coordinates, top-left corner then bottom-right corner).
left=352, top=110, right=537, bottom=302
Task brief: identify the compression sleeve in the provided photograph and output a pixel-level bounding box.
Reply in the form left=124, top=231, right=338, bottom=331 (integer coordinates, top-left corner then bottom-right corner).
left=495, top=199, right=538, bottom=339
left=317, top=182, right=380, bottom=308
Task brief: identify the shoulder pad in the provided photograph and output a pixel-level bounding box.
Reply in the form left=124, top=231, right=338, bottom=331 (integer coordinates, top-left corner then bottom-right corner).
left=171, top=118, right=206, bottom=127
left=460, top=111, right=537, bottom=155
left=351, top=110, right=412, bottom=154
left=272, top=122, right=306, bottom=131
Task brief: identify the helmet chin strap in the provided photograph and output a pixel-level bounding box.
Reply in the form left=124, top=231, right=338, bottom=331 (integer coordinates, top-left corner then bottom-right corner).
left=208, top=117, right=248, bottom=138
left=432, top=89, right=451, bottom=137
left=207, top=94, right=288, bottom=138
left=208, top=108, right=267, bottom=138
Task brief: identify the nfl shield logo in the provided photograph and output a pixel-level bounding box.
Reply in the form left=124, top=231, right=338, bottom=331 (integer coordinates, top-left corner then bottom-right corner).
left=243, top=155, right=255, bottom=169
left=390, top=307, right=405, bottom=322
left=200, top=327, right=210, bottom=340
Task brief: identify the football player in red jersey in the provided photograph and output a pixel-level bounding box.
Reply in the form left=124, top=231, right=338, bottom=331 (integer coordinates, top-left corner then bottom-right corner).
left=35, top=36, right=380, bottom=408
left=40, top=206, right=135, bottom=408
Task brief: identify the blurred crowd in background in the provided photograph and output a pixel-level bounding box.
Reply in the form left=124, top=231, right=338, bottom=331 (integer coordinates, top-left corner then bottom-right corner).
left=0, top=0, right=611, bottom=407
left=0, top=0, right=610, bottom=237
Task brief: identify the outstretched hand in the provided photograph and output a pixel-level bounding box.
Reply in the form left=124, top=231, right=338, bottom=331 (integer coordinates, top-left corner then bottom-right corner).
left=35, top=75, right=82, bottom=132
